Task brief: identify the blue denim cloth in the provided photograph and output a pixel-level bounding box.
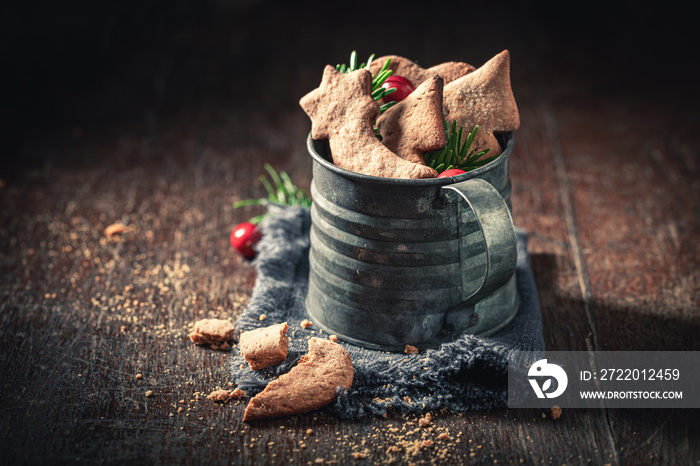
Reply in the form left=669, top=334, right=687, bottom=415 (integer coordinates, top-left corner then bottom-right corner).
left=232, top=205, right=544, bottom=418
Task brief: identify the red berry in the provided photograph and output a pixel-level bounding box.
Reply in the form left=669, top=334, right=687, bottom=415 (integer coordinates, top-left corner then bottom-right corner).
left=230, top=222, right=262, bottom=259
left=381, top=75, right=416, bottom=103
left=437, top=168, right=467, bottom=178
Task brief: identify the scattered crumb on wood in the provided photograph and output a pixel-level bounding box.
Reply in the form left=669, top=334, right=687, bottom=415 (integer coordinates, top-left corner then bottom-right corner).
left=207, top=388, right=246, bottom=402
left=300, top=319, right=313, bottom=329
left=104, top=222, right=126, bottom=237
left=418, top=412, right=432, bottom=427
left=404, top=345, right=419, bottom=355
left=551, top=405, right=562, bottom=420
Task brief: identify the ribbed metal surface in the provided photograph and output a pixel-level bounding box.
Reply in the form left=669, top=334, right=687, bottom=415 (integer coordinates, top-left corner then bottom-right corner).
left=306, top=133, right=519, bottom=350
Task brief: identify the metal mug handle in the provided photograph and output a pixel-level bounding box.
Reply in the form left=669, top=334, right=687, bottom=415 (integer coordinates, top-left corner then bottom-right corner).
left=442, top=178, right=517, bottom=307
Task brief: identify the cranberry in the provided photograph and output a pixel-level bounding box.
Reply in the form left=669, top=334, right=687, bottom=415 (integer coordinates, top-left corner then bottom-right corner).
left=437, top=168, right=467, bottom=178
left=381, top=75, right=415, bottom=103
left=230, top=222, right=262, bottom=259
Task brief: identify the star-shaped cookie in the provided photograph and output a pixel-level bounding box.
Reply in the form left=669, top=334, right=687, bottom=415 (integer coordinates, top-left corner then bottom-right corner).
left=299, top=65, right=437, bottom=179
left=369, top=55, right=475, bottom=88
left=442, top=50, right=520, bottom=158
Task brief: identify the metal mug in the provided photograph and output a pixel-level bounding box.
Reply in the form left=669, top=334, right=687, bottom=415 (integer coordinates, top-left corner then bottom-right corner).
left=305, top=132, right=519, bottom=351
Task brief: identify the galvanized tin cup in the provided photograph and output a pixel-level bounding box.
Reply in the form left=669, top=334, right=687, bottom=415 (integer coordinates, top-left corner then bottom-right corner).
left=306, top=133, right=519, bottom=351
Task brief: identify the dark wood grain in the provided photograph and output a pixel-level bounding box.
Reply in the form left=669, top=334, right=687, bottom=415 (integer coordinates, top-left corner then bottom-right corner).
left=2, top=0, right=699, bottom=464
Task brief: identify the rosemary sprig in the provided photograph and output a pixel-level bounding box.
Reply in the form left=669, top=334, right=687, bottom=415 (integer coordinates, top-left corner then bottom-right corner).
left=233, top=164, right=312, bottom=223
left=424, top=122, right=498, bottom=173
left=336, top=51, right=396, bottom=114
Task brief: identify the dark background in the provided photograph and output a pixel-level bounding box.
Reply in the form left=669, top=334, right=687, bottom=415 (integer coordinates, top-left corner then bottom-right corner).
left=3, top=0, right=697, bottom=170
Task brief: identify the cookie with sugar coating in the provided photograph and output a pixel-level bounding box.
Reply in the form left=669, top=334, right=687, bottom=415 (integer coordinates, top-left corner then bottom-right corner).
left=243, top=337, right=353, bottom=422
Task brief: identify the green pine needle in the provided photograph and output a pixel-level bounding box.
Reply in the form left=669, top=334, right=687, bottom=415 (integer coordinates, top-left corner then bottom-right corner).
left=424, top=122, right=497, bottom=174
left=233, top=164, right=312, bottom=223
left=337, top=51, right=397, bottom=141
left=337, top=51, right=394, bottom=115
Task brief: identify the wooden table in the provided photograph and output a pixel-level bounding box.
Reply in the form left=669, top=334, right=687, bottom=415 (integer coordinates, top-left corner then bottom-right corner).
left=2, top=1, right=698, bottom=464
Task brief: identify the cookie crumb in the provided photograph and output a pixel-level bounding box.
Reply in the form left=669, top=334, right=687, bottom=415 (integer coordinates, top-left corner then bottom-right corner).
left=145, top=390, right=153, bottom=397
left=329, top=334, right=338, bottom=342
left=418, top=413, right=432, bottom=427
left=189, top=318, right=235, bottom=347
left=437, top=433, right=450, bottom=441
left=551, top=406, right=562, bottom=420
left=351, top=451, right=367, bottom=460
left=207, top=389, right=232, bottom=402
left=135, top=373, right=143, bottom=380
left=207, top=388, right=246, bottom=403
left=300, top=319, right=313, bottom=329
left=306, top=429, right=313, bottom=435
left=259, top=314, right=266, bottom=321
left=404, top=345, right=419, bottom=355
left=104, top=222, right=126, bottom=237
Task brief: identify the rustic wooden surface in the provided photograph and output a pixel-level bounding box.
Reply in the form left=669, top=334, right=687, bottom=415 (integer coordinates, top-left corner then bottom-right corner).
left=2, top=1, right=699, bottom=464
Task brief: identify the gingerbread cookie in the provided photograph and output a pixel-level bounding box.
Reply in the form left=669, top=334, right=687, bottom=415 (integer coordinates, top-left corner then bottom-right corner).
left=369, top=55, right=475, bottom=88
left=442, top=50, right=520, bottom=158
left=243, top=337, right=353, bottom=422
left=376, top=75, right=446, bottom=165
left=299, top=65, right=437, bottom=179
left=188, top=318, right=235, bottom=346
left=239, top=322, right=289, bottom=371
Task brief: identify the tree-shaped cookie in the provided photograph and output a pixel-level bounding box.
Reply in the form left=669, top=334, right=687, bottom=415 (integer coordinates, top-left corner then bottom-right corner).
left=442, top=50, right=520, bottom=158
left=299, top=65, right=437, bottom=179
left=376, top=75, right=447, bottom=165
left=369, top=55, right=475, bottom=88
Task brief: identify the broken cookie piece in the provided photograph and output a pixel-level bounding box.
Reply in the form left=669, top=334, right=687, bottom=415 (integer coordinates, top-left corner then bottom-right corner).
left=243, top=337, right=354, bottom=422
left=189, top=318, right=235, bottom=346
left=239, top=322, right=289, bottom=371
